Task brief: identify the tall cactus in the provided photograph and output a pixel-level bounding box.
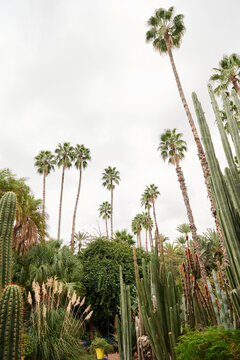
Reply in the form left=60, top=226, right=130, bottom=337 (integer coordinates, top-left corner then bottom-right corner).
left=0, top=192, right=17, bottom=293
left=0, top=192, right=23, bottom=359
left=0, top=284, right=23, bottom=360
left=192, top=89, right=240, bottom=318
left=180, top=246, right=234, bottom=329
left=133, top=248, right=180, bottom=360
left=116, top=266, right=132, bottom=360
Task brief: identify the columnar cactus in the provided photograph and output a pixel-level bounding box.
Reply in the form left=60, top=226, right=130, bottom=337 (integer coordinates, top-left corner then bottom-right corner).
left=116, top=266, right=132, bottom=360
left=0, top=192, right=17, bottom=293
left=0, top=192, right=23, bottom=359
left=179, top=247, right=234, bottom=329
left=192, top=88, right=240, bottom=318
left=134, top=248, right=180, bottom=360
left=0, top=284, right=23, bottom=360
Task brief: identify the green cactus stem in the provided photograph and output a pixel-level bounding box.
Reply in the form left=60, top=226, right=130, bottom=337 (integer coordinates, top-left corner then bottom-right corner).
left=0, top=192, right=17, bottom=293
left=0, top=284, right=23, bottom=360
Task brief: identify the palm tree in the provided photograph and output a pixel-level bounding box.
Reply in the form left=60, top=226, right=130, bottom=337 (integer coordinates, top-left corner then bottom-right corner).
left=34, top=150, right=55, bottom=241
left=74, top=231, right=91, bottom=253
left=131, top=214, right=143, bottom=248
left=210, top=54, right=240, bottom=96
left=140, top=192, right=153, bottom=249
left=70, top=145, right=91, bottom=249
left=98, top=201, right=111, bottom=239
left=176, top=223, right=190, bottom=247
left=144, top=184, right=160, bottom=250
left=13, top=195, right=44, bottom=255
left=141, top=211, right=153, bottom=252
left=102, top=166, right=120, bottom=238
left=55, top=142, right=75, bottom=240
left=146, top=7, right=225, bottom=258
left=114, top=229, right=135, bottom=246
left=158, top=128, right=207, bottom=284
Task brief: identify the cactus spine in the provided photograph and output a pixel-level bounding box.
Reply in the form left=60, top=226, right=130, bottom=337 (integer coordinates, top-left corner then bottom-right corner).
left=192, top=89, right=240, bottom=318
left=116, top=266, right=132, bottom=360
left=134, top=248, right=180, bottom=360
left=0, top=192, right=17, bottom=293
left=0, top=192, right=23, bottom=359
left=0, top=285, right=23, bottom=360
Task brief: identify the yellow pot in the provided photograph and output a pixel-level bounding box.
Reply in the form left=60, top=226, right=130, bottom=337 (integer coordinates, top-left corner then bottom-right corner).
left=96, top=347, right=104, bottom=359
left=21, top=357, right=25, bottom=360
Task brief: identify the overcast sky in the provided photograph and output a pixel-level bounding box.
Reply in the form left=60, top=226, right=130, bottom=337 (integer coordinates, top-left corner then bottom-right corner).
left=0, top=0, right=239, bottom=246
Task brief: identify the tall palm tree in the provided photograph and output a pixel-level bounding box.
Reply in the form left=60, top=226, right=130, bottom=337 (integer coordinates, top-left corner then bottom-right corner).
left=144, top=184, right=160, bottom=250
left=34, top=150, right=55, bottom=241
left=140, top=192, right=153, bottom=249
left=141, top=211, right=153, bottom=252
left=158, top=128, right=207, bottom=284
left=210, top=54, right=240, bottom=96
left=131, top=214, right=143, bottom=248
left=55, top=142, right=75, bottom=240
left=70, top=145, right=91, bottom=249
left=176, top=223, right=190, bottom=247
left=146, top=7, right=225, bottom=258
left=102, top=166, right=120, bottom=238
left=98, top=201, right=111, bottom=239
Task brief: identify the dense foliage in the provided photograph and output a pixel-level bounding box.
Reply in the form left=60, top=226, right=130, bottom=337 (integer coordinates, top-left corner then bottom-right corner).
left=13, top=240, right=83, bottom=294
left=176, top=327, right=240, bottom=360
left=80, top=237, right=149, bottom=322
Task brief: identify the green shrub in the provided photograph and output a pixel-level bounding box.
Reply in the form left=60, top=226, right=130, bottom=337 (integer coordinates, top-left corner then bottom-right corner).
left=89, top=337, right=113, bottom=355
left=176, top=327, right=240, bottom=360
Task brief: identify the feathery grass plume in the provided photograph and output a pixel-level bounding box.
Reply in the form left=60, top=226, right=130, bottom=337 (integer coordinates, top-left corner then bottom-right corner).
left=80, top=296, right=85, bottom=306
left=84, top=310, right=93, bottom=321
left=28, top=291, right=32, bottom=305
left=29, top=277, right=91, bottom=359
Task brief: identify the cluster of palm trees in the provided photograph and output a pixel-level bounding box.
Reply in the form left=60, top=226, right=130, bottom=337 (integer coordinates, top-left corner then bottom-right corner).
left=99, top=166, right=120, bottom=238
left=34, top=142, right=91, bottom=248
left=145, top=5, right=240, bottom=284
left=32, top=6, right=240, bottom=278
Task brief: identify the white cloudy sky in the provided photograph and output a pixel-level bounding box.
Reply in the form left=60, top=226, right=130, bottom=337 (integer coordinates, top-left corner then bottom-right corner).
left=0, top=0, right=239, bottom=245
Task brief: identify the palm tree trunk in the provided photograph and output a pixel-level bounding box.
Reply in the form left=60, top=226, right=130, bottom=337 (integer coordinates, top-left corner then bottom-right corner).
left=139, top=231, right=142, bottom=248
left=152, top=202, right=160, bottom=250
left=57, top=166, right=65, bottom=240
left=71, top=165, right=82, bottom=249
left=147, top=208, right=153, bottom=250
left=175, top=162, right=207, bottom=284
left=42, top=172, right=46, bottom=242
left=145, top=228, right=148, bottom=252
left=232, top=77, right=240, bottom=97
left=111, top=183, right=113, bottom=238
left=164, top=32, right=228, bottom=264
left=137, top=233, right=139, bottom=248
left=105, top=217, right=109, bottom=239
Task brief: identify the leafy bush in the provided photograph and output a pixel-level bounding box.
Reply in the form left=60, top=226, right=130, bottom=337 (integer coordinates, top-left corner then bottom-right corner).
left=89, top=337, right=113, bottom=355
left=176, top=327, right=240, bottom=360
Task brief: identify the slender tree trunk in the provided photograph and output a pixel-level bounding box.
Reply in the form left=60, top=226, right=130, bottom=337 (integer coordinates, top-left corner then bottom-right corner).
left=111, top=183, right=113, bottom=238
left=105, top=217, right=109, bottom=239
left=71, top=165, right=82, bottom=249
left=164, top=32, right=228, bottom=264
left=139, top=231, right=142, bottom=248
left=145, top=228, right=148, bottom=252
left=57, top=166, right=65, bottom=240
left=42, top=172, right=46, bottom=243
left=175, top=162, right=207, bottom=284
left=232, top=77, right=240, bottom=97
left=152, top=202, right=160, bottom=250
left=147, top=207, right=153, bottom=250
left=137, top=233, right=139, bottom=248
